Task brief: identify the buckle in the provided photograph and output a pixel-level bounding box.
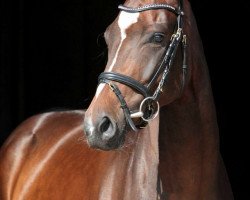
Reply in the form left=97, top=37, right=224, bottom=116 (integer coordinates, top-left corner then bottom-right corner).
left=130, top=97, right=159, bottom=122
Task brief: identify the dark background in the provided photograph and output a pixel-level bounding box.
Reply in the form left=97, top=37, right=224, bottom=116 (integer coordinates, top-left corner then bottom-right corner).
left=0, top=0, right=249, bottom=198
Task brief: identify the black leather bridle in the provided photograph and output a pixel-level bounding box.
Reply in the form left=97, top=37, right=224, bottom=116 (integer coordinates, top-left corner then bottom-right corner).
left=98, top=0, right=187, bottom=132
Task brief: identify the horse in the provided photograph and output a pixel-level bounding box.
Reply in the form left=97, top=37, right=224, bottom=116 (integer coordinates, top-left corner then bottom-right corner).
left=0, top=0, right=234, bottom=199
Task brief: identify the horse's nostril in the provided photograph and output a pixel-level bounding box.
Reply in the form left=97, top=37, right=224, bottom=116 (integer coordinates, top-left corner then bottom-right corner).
left=98, top=116, right=117, bottom=140
left=99, top=117, right=112, bottom=133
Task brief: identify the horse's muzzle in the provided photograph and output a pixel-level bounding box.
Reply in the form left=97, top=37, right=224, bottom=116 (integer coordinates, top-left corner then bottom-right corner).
left=83, top=115, right=124, bottom=150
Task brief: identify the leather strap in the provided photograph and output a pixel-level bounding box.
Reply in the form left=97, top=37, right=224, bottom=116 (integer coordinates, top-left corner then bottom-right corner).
left=151, top=28, right=183, bottom=100
left=147, top=28, right=182, bottom=90
left=99, top=72, right=151, bottom=98
left=99, top=79, right=138, bottom=131
left=181, top=35, right=188, bottom=92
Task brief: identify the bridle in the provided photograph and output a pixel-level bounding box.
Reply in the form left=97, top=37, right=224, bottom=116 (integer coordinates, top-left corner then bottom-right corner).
left=98, top=0, right=187, bottom=132
left=98, top=0, right=188, bottom=132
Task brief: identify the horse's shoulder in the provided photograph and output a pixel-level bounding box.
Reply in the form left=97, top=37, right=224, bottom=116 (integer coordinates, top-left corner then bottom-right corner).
left=0, top=110, right=87, bottom=162
left=0, top=110, right=94, bottom=200
left=3, top=110, right=85, bottom=145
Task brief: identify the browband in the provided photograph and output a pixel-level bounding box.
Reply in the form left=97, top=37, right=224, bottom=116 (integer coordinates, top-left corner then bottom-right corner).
left=118, top=4, right=184, bottom=15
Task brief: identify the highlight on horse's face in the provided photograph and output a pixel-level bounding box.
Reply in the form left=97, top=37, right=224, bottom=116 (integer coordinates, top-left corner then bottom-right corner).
left=84, top=0, right=185, bottom=150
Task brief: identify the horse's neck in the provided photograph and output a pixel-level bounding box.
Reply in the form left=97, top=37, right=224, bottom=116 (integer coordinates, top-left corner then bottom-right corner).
left=158, top=50, right=233, bottom=199
left=98, top=116, right=160, bottom=200
left=159, top=76, right=233, bottom=199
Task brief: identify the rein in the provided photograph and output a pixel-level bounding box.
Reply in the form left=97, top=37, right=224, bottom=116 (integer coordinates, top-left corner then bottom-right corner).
left=98, top=0, right=187, bottom=131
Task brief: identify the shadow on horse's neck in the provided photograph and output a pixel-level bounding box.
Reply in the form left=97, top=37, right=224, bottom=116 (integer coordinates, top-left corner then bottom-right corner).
left=157, top=2, right=233, bottom=199
left=158, top=58, right=220, bottom=198
left=158, top=0, right=219, bottom=155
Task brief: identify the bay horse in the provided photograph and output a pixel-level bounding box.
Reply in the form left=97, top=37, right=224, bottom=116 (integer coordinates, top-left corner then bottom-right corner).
left=0, top=0, right=234, bottom=199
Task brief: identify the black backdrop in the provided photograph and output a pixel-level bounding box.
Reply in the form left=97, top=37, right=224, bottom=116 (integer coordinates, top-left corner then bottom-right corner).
left=0, top=0, right=249, bottom=199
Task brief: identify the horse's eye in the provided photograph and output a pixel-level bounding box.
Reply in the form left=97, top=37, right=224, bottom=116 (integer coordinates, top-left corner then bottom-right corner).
left=151, top=33, right=165, bottom=43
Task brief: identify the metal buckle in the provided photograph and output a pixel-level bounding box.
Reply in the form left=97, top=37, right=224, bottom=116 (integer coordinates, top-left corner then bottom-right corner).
left=182, top=34, right=187, bottom=45
left=130, top=97, right=159, bottom=122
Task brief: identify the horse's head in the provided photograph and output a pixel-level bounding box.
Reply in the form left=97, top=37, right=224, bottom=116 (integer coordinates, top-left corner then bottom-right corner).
left=83, top=0, right=188, bottom=150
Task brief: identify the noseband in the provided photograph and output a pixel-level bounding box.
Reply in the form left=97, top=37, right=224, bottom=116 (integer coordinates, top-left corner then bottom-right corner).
left=98, top=0, right=188, bottom=131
